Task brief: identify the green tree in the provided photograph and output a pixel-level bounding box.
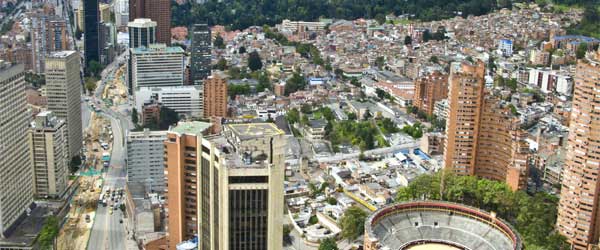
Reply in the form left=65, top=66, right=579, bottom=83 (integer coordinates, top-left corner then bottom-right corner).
left=350, top=78, right=361, bottom=87
left=283, top=224, right=292, bottom=245
left=131, top=108, right=139, bottom=124
left=248, top=51, right=263, bottom=71
left=215, top=58, right=228, bottom=71
left=404, top=35, right=412, bottom=45
left=284, top=72, right=307, bottom=96
left=375, top=56, right=385, bottom=69
left=214, top=34, right=225, bottom=49
left=340, top=206, right=367, bottom=240
left=238, top=46, right=246, bottom=54
left=286, top=108, right=300, bottom=124
left=87, top=60, right=103, bottom=77
left=158, top=107, right=180, bottom=130
left=319, top=238, right=338, bottom=250
left=38, top=216, right=59, bottom=250
left=430, top=55, right=439, bottom=64
left=85, top=77, right=97, bottom=95
left=576, top=43, right=588, bottom=59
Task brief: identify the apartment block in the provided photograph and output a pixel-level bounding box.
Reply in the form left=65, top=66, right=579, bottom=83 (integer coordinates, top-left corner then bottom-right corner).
left=126, top=129, right=168, bottom=193
left=134, top=85, right=203, bottom=119
left=203, top=73, right=228, bottom=118
left=557, top=49, right=600, bottom=250
left=45, top=51, right=83, bottom=158
left=165, top=122, right=285, bottom=250
left=413, top=71, right=448, bottom=116
left=28, top=111, right=69, bottom=198
left=0, top=63, right=34, bottom=237
left=443, top=61, right=529, bottom=191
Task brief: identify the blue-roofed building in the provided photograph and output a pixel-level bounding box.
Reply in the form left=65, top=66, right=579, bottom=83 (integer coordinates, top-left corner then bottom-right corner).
left=551, top=35, right=600, bottom=52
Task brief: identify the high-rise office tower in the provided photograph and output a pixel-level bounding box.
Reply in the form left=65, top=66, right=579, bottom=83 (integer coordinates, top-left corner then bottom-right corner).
left=203, top=73, right=228, bottom=118
left=413, top=71, right=448, bottom=116
left=45, top=51, right=83, bottom=159
left=28, top=111, right=69, bottom=198
left=557, top=49, right=600, bottom=250
left=126, top=129, right=167, bottom=193
left=129, top=0, right=171, bottom=45
left=128, top=18, right=157, bottom=49
left=165, top=122, right=285, bottom=250
left=443, top=61, right=529, bottom=191
left=0, top=63, right=34, bottom=238
left=191, top=24, right=211, bottom=83
left=84, top=0, right=99, bottom=69
left=130, top=44, right=184, bottom=88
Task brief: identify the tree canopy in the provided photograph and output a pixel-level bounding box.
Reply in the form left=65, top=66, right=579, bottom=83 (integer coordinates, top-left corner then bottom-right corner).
left=318, top=238, right=339, bottom=250
left=340, top=206, right=368, bottom=240
left=247, top=51, right=263, bottom=71
left=172, top=0, right=515, bottom=30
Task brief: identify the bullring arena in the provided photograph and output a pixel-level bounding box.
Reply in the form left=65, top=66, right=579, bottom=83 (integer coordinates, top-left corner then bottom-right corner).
left=364, top=201, right=522, bottom=250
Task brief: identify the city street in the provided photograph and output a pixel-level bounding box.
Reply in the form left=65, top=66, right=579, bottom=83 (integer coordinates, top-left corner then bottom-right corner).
left=87, top=57, right=134, bottom=250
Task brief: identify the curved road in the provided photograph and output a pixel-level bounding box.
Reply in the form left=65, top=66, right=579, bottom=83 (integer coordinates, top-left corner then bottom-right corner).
left=87, top=54, right=134, bottom=250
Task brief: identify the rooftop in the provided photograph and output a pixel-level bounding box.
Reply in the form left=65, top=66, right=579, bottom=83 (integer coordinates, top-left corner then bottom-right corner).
left=171, top=121, right=212, bottom=136
left=47, top=50, right=77, bottom=58
left=227, top=123, right=284, bottom=140
left=132, top=44, right=184, bottom=54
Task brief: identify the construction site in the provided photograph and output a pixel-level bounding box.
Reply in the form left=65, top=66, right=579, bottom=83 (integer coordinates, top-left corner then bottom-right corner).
left=56, top=65, right=126, bottom=249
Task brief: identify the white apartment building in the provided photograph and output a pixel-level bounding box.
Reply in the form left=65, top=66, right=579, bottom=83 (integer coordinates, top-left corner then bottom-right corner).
left=135, top=85, right=204, bottom=118
left=45, top=51, right=83, bottom=158
left=0, top=63, right=34, bottom=237
left=126, top=129, right=167, bottom=193
left=528, top=68, right=573, bottom=96
left=28, top=111, right=69, bottom=198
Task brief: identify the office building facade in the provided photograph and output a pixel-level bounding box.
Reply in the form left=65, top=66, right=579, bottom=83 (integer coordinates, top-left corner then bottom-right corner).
left=84, top=0, right=99, bottom=68
left=28, top=111, right=69, bottom=198
left=130, top=44, right=184, bottom=88
left=203, top=73, right=227, bottom=118
left=0, top=63, right=34, bottom=237
left=413, top=71, right=448, bottom=116
left=45, top=51, right=83, bottom=158
left=126, top=129, right=167, bottom=193
left=165, top=122, right=285, bottom=250
left=557, top=50, right=600, bottom=249
left=128, top=18, right=157, bottom=49
left=129, top=0, right=171, bottom=45
left=191, top=24, right=211, bottom=83
left=443, top=61, right=529, bottom=191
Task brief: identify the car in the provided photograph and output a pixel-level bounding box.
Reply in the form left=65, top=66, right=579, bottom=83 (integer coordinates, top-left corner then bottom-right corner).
left=109, top=209, right=113, bottom=215
left=119, top=219, right=123, bottom=224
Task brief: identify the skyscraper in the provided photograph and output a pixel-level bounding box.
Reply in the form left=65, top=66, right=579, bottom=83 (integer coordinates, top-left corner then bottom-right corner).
left=557, top=49, right=600, bottom=250
left=191, top=24, right=211, bottom=83
left=129, top=0, right=171, bottom=45
left=164, top=122, right=285, bottom=250
left=413, top=71, right=448, bottom=116
left=45, top=51, right=83, bottom=159
left=203, top=72, right=228, bottom=118
left=443, top=61, right=529, bottom=191
left=28, top=111, right=69, bottom=198
left=84, top=0, right=99, bottom=68
left=128, top=18, right=157, bottom=49
left=0, top=63, right=34, bottom=237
